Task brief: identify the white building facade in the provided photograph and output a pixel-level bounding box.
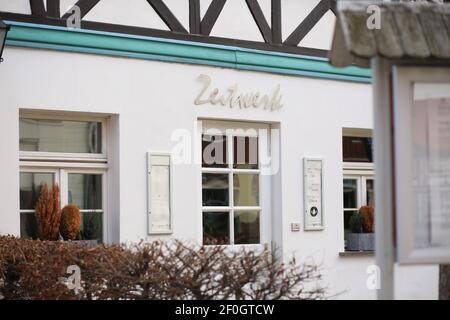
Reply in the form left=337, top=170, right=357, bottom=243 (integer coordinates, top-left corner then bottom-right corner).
left=0, top=0, right=439, bottom=299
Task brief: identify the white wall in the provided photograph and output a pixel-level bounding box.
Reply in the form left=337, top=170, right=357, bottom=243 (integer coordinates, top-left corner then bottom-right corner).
left=0, top=45, right=438, bottom=299
left=0, top=0, right=334, bottom=49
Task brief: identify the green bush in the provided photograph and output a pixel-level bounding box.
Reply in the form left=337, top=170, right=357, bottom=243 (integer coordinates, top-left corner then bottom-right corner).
left=349, top=212, right=363, bottom=233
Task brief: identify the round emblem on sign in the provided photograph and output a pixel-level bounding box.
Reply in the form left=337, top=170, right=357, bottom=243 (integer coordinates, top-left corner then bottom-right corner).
left=310, top=206, right=319, bottom=217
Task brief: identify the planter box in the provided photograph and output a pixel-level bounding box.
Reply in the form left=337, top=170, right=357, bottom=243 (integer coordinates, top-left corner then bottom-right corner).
left=346, top=233, right=375, bottom=251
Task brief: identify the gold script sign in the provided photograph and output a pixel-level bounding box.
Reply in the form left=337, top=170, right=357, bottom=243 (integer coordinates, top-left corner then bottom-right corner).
left=194, top=74, right=283, bottom=111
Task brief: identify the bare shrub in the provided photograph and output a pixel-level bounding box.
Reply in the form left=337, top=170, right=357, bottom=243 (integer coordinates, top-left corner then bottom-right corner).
left=0, top=236, right=325, bottom=300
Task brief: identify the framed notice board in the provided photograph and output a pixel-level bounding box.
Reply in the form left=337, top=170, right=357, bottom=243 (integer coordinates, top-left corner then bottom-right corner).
left=303, top=158, right=324, bottom=231
left=147, top=152, right=173, bottom=235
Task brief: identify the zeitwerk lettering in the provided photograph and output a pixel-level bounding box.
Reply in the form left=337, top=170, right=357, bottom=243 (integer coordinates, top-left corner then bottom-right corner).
left=195, top=74, right=283, bottom=111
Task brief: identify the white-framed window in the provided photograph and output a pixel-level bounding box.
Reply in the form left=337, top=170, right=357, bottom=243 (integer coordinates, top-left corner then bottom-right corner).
left=19, top=111, right=108, bottom=242
left=199, top=120, right=271, bottom=246
left=19, top=111, right=107, bottom=162
left=342, top=129, right=374, bottom=250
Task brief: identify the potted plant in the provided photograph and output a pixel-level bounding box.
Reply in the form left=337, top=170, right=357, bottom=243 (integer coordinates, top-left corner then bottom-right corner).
left=346, top=206, right=375, bottom=251
left=60, top=204, right=99, bottom=248
left=34, top=183, right=61, bottom=241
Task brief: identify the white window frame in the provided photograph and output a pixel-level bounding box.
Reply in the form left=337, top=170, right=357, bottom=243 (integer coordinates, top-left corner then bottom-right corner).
left=393, top=65, right=450, bottom=264
left=198, top=120, right=271, bottom=248
left=19, top=112, right=109, bottom=243
left=19, top=166, right=108, bottom=242
left=342, top=130, right=375, bottom=250
left=19, top=111, right=107, bottom=163
left=343, top=173, right=375, bottom=210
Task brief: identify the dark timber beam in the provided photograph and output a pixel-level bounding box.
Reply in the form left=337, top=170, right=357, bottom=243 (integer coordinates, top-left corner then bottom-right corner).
left=329, top=0, right=337, bottom=16
left=271, top=0, right=282, bottom=44
left=189, top=0, right=201, bottom=34
left=62, top=0, right=101, bottom=20
left=147, top=0, right=187, bottom=34
left=29, top=0, right=46, bottom=17
left=201, top=0, right=227, bottom=36
left=284, top=0, right=331, bottom=46
left=47, top=0, right=60, bottom=19
left=246, top=0, right=272, bottom=43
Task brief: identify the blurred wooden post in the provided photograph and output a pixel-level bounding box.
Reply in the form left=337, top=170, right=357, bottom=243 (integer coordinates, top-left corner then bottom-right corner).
left=372, top=57, right=395, bottom=300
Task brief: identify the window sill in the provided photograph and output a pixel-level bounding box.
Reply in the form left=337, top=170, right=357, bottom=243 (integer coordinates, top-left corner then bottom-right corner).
left=339, top=251, right=374, bottom=257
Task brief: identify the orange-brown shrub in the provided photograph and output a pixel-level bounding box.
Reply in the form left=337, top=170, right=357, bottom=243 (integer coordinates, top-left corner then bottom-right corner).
left=60, top=205, right=81, bottom=241
left=0, top=236, right=325, bottom=300
left=359, top=206, right=374, bottom=233
left=34, top=184, right=61, bottom=241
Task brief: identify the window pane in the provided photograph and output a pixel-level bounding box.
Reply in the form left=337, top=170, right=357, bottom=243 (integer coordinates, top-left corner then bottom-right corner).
left=20, top=212, right=38, bottom=239
left=366, top=179, right=375, bottom=206
left=234, top=210, right=260, bottom=244
left=68, top=174, right=102, bottom=210
left=202, top=134, right=227, bottom=168
left=80, top=212, right=103, bottom=242
left=344, top=210, right=358, bottom=232
left=20, top=172, right=54, bottom=210
left=20, top=118, right=102, bottom=154
left=343, top=179, right=357, bottom=209
left=202, top=173, right=229, bottom=206
left=233, top=136, right=258, bottom=169
left=343, top=137, right=373, bottom=162
left=234, top=174, right=259, bottom=206
left=203, top=212, right=229, bottom=245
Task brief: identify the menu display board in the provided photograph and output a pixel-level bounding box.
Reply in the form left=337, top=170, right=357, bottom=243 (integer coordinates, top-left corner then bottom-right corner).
left=412, top=88, right=450, bottom=250
left=393, top=65, right=450, bottom=264
left=303, top=158, right=324, bottom=231
left=147, top=153, right=172, bottom=234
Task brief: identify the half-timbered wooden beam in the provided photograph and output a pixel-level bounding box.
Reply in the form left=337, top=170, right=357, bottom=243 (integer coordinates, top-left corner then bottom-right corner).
left=271, top=0, right=282, bottom=44
left=329, top=0, right=337, bottom=16
left=0, top=10, right=328, bottom=57
left=246, top=0, right=272, bottom=43
left=284, top=0, right=331, bottom=46
left=61, top=0, right=101, bottom=20
left=29, top=0, right=46, bottom=17
left=47, top=0, right=60, bottom=19
left=200, top=0, right=227, bottom=36
left=147, top=0, right=187, bottom=34
left=189, top=0, right=201, bottom=34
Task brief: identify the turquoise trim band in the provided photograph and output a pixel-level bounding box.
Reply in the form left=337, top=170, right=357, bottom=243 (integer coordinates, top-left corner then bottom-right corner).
left=4, top=21, right=372, bottom=83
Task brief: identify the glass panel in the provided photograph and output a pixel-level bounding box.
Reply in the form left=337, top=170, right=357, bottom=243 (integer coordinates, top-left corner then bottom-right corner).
left=344, top=210, right=359, bottom=250
left=20, top=212, right=39, bottom=239
left=68, top=174, right=102, bottom=210
left=203, top=212, right=229, bottom=245
left=233, top=174, right=259, bottom=206
left=80, top=211, right=103, bottom=242
left=366, top=179, right=375, bottom=206
left=20, top=172, right=54, bottom=210
left=343, top=179, right=358, bottom=209
left=202, top=134, right=227, bottom=168
left=412, top=82, right=450, bottom=249
left=20, top=118, right=102, bottom=154
left=233, top=136, right=258, bottom=169
left=234, top=210, right=260, bottom=244
left=202, top=173, right=229, bottom=206
left=343, top=136, right=373, bottom=162
left=344, top=210, right=358, bottom=232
